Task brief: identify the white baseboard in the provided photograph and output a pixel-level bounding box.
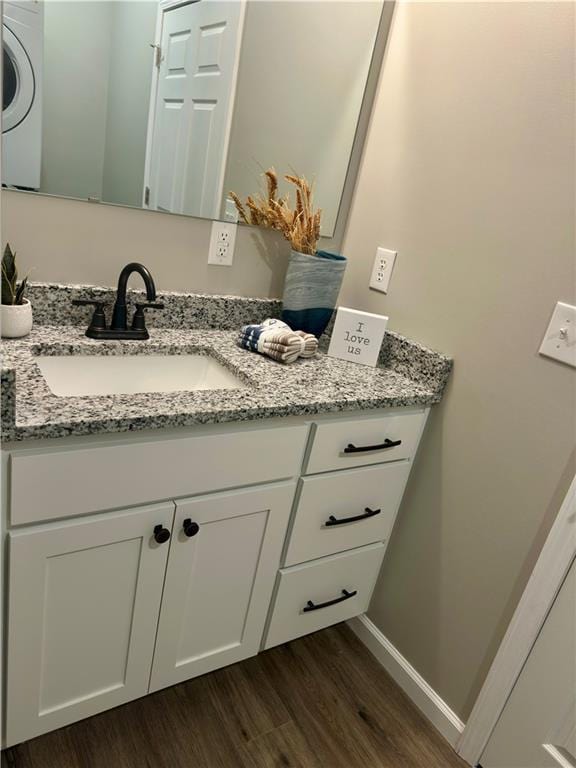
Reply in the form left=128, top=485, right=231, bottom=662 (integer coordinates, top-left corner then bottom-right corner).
left=348, top=615, right=466, bottom=749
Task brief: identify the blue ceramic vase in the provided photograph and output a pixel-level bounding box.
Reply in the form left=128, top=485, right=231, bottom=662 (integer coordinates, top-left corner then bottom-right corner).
left=281, top=249, right=347, bottom=337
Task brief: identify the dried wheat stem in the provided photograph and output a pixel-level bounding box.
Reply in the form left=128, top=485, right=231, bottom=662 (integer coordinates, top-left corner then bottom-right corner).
left=230, top=168, right=322, bottom=255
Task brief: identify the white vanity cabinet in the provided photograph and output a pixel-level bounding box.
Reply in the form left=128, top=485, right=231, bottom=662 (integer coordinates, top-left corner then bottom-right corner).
left=263, top=409, right=428, bottom=649
left=5, top=483, right=296, bottom=746
left=149, top=484, right=293, bottom=692
left=2, top=406, right=429, bottom=746
left=283, top=461, right=412, bottom=567
left=6, top=502, right=175, bottom=746
left=265, top=542, right=386, bottom=649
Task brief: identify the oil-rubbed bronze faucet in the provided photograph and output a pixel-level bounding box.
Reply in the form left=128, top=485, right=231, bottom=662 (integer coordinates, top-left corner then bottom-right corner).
left=73, top=263, right=164, bottom=340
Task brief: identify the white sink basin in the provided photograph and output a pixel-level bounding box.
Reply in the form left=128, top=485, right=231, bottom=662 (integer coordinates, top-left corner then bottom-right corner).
left=36, top=354, right=244, bottom=397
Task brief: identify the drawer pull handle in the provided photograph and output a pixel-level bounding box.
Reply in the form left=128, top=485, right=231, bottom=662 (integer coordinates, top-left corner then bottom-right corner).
left=183, top=519, right=200, bottom=537
left=303, top=589, right=358, bottom=613
left=153, top=524, right=171, bottom=544
left=325, top=507, right=381, bottom=527
left=344, top=438, right=402, bottom=454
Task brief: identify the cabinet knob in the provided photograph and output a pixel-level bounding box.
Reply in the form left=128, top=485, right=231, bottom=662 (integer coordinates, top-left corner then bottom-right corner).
left=183, top=519, right=200, bottom=537
left=153, top=524, right=171, bottom=544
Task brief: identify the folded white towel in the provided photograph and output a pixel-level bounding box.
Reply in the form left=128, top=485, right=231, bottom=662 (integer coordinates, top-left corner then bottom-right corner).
left=238, top=318, right=318, bottom=364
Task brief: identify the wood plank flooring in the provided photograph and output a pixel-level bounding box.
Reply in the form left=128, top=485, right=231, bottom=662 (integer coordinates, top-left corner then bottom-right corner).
left=2, top=624, right=467, bottom=768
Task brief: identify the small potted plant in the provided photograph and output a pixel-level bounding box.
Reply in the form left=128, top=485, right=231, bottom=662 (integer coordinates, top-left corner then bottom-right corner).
left=1, top=244, right=32, bottom=338
left=230, top=169, right=347, bottom=337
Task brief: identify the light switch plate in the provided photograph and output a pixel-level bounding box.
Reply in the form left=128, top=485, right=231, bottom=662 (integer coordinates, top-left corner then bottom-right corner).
left=369, top=247, right=396, bottom=293
left=224, top=197, right=239, bottom=223
left=539, top=301, right=576, bottom=367
left=208, top=222, right=237, bottom=266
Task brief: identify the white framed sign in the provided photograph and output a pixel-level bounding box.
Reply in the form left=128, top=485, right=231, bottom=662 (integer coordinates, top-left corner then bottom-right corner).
left=327, top=307, right=388, bottom=367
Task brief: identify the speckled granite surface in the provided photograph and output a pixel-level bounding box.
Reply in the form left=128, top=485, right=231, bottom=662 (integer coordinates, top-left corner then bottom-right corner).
left=27, top=282, right=282, bottom=330
left=1, top=285, right=452, bottom=442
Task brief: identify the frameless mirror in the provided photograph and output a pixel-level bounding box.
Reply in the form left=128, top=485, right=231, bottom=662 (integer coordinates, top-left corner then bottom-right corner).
left=2, top=0, right=385, bottom=237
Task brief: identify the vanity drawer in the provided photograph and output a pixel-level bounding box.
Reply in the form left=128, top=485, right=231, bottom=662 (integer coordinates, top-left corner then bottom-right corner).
left=284, top=462, right=410, bottom=566
left=264, top=542, right=385, bottom=649
left=9, top=424, right=309, bottom=525
left=305, top=409, right=427, bottom=474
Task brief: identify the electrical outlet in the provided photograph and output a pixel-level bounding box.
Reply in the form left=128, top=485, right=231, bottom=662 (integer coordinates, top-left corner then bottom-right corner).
left=539, top=301, right=576, bottom=367
left=208, top=222, right=237, bottom=266
left=369, top=247, right=397, bottom=293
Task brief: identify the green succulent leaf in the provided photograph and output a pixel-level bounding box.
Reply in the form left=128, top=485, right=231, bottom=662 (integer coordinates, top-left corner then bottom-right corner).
left=15, top=276, right=28, bottom=306
left=2, top=243, right=27, bottom=305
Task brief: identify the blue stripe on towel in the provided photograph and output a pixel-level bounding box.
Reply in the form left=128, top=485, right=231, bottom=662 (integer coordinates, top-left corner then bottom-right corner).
left=238, top=324, right=267, bottom=352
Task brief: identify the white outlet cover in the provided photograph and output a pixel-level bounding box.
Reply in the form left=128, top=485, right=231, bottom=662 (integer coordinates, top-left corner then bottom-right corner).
left=369, top=247, right=397, bottom=293
left=539, top=301, right=576, bottom=367
left=208, top=222, right=237, bottom=266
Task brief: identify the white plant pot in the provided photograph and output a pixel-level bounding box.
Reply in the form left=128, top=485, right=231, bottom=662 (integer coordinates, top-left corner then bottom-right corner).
left=1, top=299, right=33, bottom=338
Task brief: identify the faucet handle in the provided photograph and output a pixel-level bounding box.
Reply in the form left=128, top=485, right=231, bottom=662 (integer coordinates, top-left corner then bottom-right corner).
left=131, top=301, right=164, bottom=332
left=72, top=299, right=108, bottom=331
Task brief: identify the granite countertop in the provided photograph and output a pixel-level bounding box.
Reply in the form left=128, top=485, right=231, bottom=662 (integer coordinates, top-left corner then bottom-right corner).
left=0, top=283, right=452, bottom=442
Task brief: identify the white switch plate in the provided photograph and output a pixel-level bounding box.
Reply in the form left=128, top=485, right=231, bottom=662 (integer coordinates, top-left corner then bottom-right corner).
left=539, top=301, right=576, bottom=367
left=224, top=197, right=239, bottom=223
left=208, top=222, right=237, bottom=266
left=369, top=247, right=396, bottom=293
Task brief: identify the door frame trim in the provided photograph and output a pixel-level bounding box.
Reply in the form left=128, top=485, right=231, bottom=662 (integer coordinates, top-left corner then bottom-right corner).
left=142, top=0, right=179, bottom=209
left=456, top=475, right=576, bottom=766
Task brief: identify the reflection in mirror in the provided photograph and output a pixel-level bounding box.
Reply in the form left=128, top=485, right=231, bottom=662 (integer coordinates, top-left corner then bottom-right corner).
left=1, top=0, right=384, bottom=236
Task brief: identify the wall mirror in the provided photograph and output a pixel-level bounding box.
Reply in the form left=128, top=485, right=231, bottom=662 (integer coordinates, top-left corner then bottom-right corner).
left=2, top=0, right=387, bottom=238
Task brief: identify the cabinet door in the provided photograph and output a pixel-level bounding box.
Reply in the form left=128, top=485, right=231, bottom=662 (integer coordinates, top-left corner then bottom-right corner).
left=6, top=502, right=175, bottom=747
left=150, top=483, right=294, bottom=692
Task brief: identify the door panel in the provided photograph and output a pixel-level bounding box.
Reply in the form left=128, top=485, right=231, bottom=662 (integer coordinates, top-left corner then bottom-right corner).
left=148, top=0, right=244, bottom=218
left=150, top=483, right=294, bottom=692
left=39, top=537, right=142, bottom=715
left=481, top=558, right=576, bottom=767
left=175, top=511, right=267, bottom=661
left=155, top=99, right=186, bottom=212
left=5, top=503, right=175, bottom=747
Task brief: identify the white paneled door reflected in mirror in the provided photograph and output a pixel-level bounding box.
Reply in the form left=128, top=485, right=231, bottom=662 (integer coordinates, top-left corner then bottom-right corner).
left=1, top=0, right=385, bottom=237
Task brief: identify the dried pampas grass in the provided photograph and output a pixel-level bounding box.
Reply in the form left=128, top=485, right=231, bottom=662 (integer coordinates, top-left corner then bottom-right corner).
left=230, top=169, right=322, bottom=256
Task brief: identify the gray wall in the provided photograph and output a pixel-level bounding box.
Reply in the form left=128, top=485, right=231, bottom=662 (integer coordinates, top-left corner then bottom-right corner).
left=41, top=2, right=112, bottom=200
left=41, top=1, right=155, bottom=207
left=338, top=0, right=576, bottom=720
left=101, top=2, right=158, bottom=208
left=1, top=190, right=290, bottom=298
